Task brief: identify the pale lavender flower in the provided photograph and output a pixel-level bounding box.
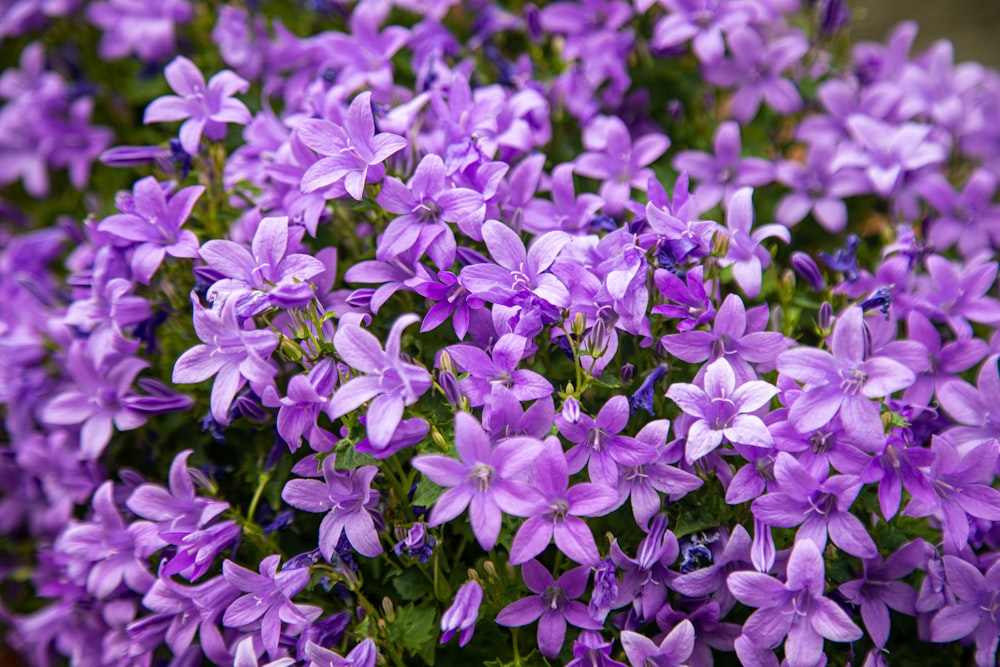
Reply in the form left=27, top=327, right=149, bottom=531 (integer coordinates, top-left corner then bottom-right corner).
left=661, top=293, right=790, bottom=384
left=619, top=419, right=703, bottom=527
left=233, top=636, right=295, bottom=667
left=719, top=186, right=790, bottom=298
left=144, top=56, right=251, bottom=155
left=673, top=121, right=775, bottom=210
left=667, top=359, right=778, bottom=463
left=98, top=176, right=203, bottom=284
left=774, top=141, right=870, bottom=233
left=313, top=5, right=410, bottom=92
left=610, top=513, right=679, bottom=621
left=86, top=0, right=192, bottom=62
left=171, top=293, right=279, bottom=425
left=222, top=555, right=322, bottom=657
left=327, top=314, right=431, bottom=450
left=573, top=115, right=670, bottom=214
left=299, top=91, right=409, bottom=200
left=281, top=455, right=383, bottom=559
left=650, top=0, right=751, bottom=64
left=838, top=540, right=926, bottom=649
left=703, top=27, right=808, bottom=124
left=412, top=412, right=543, bottom=551
left=918, top=168, right=1000, bottom=257
left=263, top=358, right=338, bottom=453
left=56, top=481, right=162, bottom=599
left=930, top=556, right=1000, bottom=666
left=495, top=559, right=603, bottom=658
left=727, top=539, right=862, bottom=667
left=440, top=580, right=483, bottom=647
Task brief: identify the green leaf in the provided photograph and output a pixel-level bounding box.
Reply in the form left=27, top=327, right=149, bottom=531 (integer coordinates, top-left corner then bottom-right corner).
left=334, top=441, right=377, bottom=470
left=391, top=603, right=437, bottom=665
left=392, top=568, right=432, bottom=601
left=413, top=477, right=444, bottom=508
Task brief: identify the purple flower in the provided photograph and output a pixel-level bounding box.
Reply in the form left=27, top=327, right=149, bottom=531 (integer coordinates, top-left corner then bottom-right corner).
left=777, top=306, right=915, bottom=447
left=704, top=27, right=808, bottom=124
left=930, top=556, right=1000, bottom=666
left=281, top=455, right=383, bottom=559
left=412, top=412, right=543, bottom=550
left=172, top=293, right=279, bottom=425
left=904, top=436, right=1000, bottom=552
left=838, top=540, right=927, bottom=648
left=327, top=314, right=431, bottom=450
left=233, top=636, right=295, bottom=667
left=199, top=215, right=326, bottom=314
left=56, top=481, right=161, bottom=599
left=97, top=176, right=203, bottom=284
left=40, top=343, right=159, bottom=460
left=446, top=333, right=553, bottom=407
left=919, top=168, right=1000, bottom=257
left=136, top=574, right=239, bottom=663
left=774, top=141, right=869, bottom=233
left=376, top=154, right=485, bottom=270
left=620, top=621, right=696, bottom=667
left=304, top=638, right=377, bottom=667
left=661, top=292, right=790, bottom=384
left=222, top=555, right=322, bottom=656
left=510, top=445, right=619, bottom=565
left=440, top=580, right=484, bottom=647
left=667, top=359, right=777, bottom=464
left=728, top=539, right=862, bottom=667
left=719, top=186, right=790, bottom=298
left=619, top=419, right=704, bottom=527
left=460, top=220, right=571, bottom=310
left=86, top=0, right=192, bottom=62
left=752, top=453, right=877, bottom=558
left=144, top=56, right=251, bottom=155
left=673, top=121, right=775, bottom=210
left=902, top=311, right=987, bottom=406
left=263, top=358, right=338, bottom=453
left=556, top=395, right=654, bottom=487
left=650, top=0, right=750, bottom=64
left=565, top=631, right=628, bottom=667
left=299, top=91, right=409, bottom=200
left=495, top=559, right=603, bottom=658
left=573, top=115, right=670, bottom=214
left=610, top=513, right=679, bottom=621
left=126, top=449, right=229, bottom=542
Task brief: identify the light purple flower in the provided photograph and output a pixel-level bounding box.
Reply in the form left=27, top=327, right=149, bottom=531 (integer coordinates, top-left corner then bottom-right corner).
left=650, top=0, right=751, bottom=64
left=412, top=411, right=543, bottom=551
left=752, top=452, right=877, bottom=558
left=673, top=121, right=775, bottom=210
left=495, top=559, right=603, bottom=658
left=98, top=176, right=203, bottom=284
left=774, top=141, right=869, bottom=232
left=509, top=445, right=619, bottom=566
left=667, top=359, right=778, bottom=463
left=556, top=395, right=654, bottom=487
left=440, top=580, right=484, bottom=647
left=719, top=186, right=790, bottom=298
left=304, top=637, right=377, bottom=667
left=620, top=621, right=695, bottom=667
left=144, top=56, right=251, bottom=155
left=171, top=292, right=279, bottom=425
left=281, top=455, right=383, bottom=559
left=327, top=314, right=431, bottom=450
left=299, top=91, right=409, bottom=200
left=728, top=539, right=862, bottom=667
left=930, top=556, right=1000, bottom=666
left=222, top=555, right=322, bottom=657
left=446, top=333, right=553, bottom=407
left=86, top=0, right=192, bottom=62
left=777, top=306, right=915, bottom=447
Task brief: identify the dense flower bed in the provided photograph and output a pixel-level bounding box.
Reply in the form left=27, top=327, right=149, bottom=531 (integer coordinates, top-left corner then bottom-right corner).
left=3, top=1, right=1000, bottom=665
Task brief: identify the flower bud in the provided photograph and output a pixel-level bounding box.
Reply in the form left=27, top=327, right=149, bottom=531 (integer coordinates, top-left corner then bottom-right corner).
left=791, top=251, right=825, bottom=291
left=620, top=363, right=635, bottom=384
left=439, top=581, right=484, bottom=647
left=817, top=301, right=834, bottom=333
left=561, top=396, right=581, bottom=423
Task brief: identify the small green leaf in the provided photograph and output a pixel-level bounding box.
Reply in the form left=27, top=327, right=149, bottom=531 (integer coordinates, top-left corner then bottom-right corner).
left=392, top=603, right=437, bottom=664
left=413, top=477, right=444, bottom=508
left=392, top=568, right=432, bottom=601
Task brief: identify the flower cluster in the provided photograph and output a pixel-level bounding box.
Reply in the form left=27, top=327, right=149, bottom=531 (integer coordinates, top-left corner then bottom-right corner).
left=4, top=1, right=1000, bottom=667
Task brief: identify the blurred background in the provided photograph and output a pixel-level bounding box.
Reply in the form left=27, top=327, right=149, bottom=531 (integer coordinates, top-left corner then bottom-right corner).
left=850, top=0, right=1000, bottom=68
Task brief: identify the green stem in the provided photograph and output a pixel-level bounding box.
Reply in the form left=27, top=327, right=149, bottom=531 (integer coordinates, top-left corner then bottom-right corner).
left=246, top=471, right=271, bottom=523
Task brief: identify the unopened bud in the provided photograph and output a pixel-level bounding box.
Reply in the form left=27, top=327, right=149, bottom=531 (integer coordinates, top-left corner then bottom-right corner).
left=278, top=335, right=304, bottom=362
left=711, top=230, right=730, bottom=257
left=382, top=597, right=396, bottom=622
left=779, top=269, right=795, bottom=303
left=572, top=312, right=586, bottom=337
left=438, top=370, right=463, bottom=408
left=438, top=350, right=453, bottom=373
left=431, top=428, right=448, bottom=451
left=817, top=302, right=834, bottom=333
left=483, top=561, right=497, bottom=579
left=620, top=363, right=635, bottom=384
left=561, top=396, right=581, bottom=424
left=791, top=252, right=825, bottom=291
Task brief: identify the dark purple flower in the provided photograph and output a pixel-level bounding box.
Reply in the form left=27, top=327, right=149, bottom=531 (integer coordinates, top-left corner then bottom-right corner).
left=495, top=559, right=603, bottom=658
